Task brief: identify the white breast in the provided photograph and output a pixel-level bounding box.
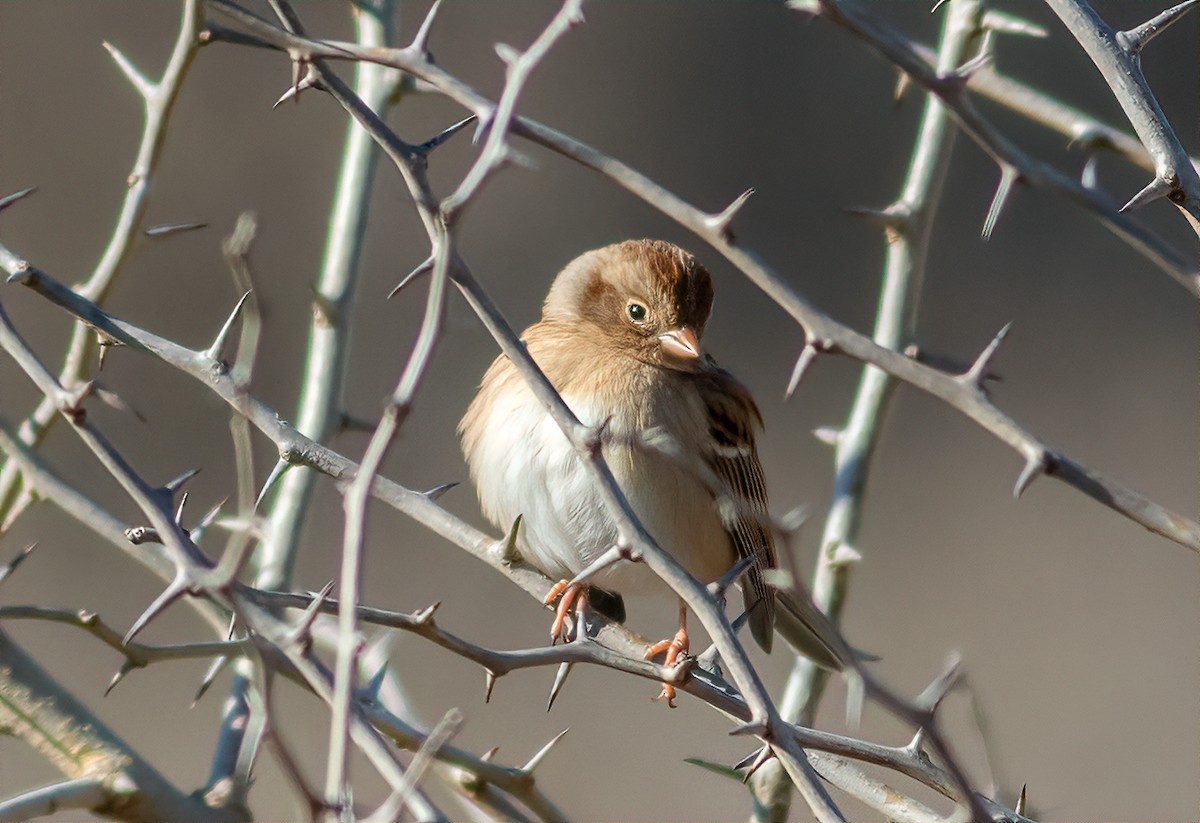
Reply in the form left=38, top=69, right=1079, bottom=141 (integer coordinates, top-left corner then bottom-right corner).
left=467, top=378, right=735, bottom=596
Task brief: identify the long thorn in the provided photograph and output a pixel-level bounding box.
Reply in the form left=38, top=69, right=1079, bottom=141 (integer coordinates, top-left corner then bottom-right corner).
left=1120, top=176, right=1174, bottom=212
left=546, top=662, right=573, bottom=711
left=915, top=652, right=964, bottom=713
left=980, top=9, right=1049, bottom=38
left=0, top=543, right=36, bottom=588
left=203, top=290, right=253, bottom=363
left=272, top=71, right=320, bottom=108
left=144, top=222, right=208, bottom=238
left=982, top=166, right=1019, bottom=240
left=495, top=514, right=523, bottom=564
left=1013, top=450, right=1048, bottom=499
left=741, top=745, right=776, bottom=783
left=388, top=257, right=434, bottom=299
left=102, top=40, right=155, bottom=99
left=1117, top=0, right=1200, bottom=54
left=193, top=655, right=231, bottom=706
left=190, top=497, right=228, bottom=544
left=784, top=343, right=820, bottom=401
left=417, top=115, right=477, bottom=155
left=732, top=747, right=765, bottom=771
left=522, top=728, right=569, bottom=773
left=706, top=188, right=755, bottom=239
left=255, top=458, right=291, bottom=510
left=104, top=660, right=139, bottom=697
left=962, top=322, right=1012, bottom=386
left=422, top=481, right=458, bottom=502
left=729, top=719, right=769, bottom=738
left=163, top=467, right=201, bottom=495
left=566, top=544, right=631, bottom=588
left=290, top=580, right=336, bottom=645
left=123, top=579, right=186, bottom=646
left=409, top=0, right=443, bottom=54
left=0, top=187, right=37, bottom=214
left=707, top=555, right=755, bottom=600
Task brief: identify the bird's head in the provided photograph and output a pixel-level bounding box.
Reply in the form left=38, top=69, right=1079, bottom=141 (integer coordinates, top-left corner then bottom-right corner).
left=542, top=239, right=714, bottom=373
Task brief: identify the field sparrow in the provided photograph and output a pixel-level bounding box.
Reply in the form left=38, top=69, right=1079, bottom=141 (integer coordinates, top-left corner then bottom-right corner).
left=461, top=239, right=845, bottom=703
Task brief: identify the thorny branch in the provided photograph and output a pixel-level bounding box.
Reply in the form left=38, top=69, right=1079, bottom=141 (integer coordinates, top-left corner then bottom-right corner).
left=0, top=287, right=566, bottom=821
left=0, top=1, right=1192, bottom=820
left=753, top=1, right=981, bottom=820
left=0, top=0, right=205, bottom=527
left=0, top=6, right=1032, bottom=820
left=203, top=0, right=1200, bottom=554
left=171, top=32, right=1186, bottom=815
left=795, top=0, right=1198, bottom=291
left=260, top=0, right=848, bottom=817
left=205, top=0, right=1198, bottom=297
left=213, top=2, right=1012, bottom=819
left=1044, top=0, right=1200, bottom=230
left=912, top=43, right=1200, bottom=178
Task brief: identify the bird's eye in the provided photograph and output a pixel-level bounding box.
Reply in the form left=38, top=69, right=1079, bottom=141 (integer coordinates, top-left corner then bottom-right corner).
left=627, top=302, right=648, bottom=322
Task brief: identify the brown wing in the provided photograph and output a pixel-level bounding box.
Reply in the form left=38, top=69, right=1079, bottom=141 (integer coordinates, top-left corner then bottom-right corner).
left=696, top=365, right=777, bottom=653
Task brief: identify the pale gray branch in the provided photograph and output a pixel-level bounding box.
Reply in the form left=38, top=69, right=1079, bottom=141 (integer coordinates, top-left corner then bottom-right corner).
left=0, top=0, right=205, bottom=524
left=804, top=0, right=1198, bottom=291
left=0, top=605, right=244, bottom=666
left=0, top=259, right=1003, bottom=816
left=0, top=630, right=245, bottom=822
left=755, top=1, right=980, bottom=820
left=201, top=0, right=1200, bottom=552
left=1045, top=0, right=1200, bottom=230
left=912, top=43, right=1200, bottom=176
left=205, top=0, right=1198, bottom=296
left=0, top=778, right=115, bottom=821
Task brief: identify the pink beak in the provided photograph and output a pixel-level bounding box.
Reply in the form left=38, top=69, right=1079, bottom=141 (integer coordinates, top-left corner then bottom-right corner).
left=658, top=325, right=701, bottom=364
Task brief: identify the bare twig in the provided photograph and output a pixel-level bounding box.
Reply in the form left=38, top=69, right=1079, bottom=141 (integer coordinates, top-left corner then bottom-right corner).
left=365, top=709, right=462, bottom=823
left=0, top=778, right=116, bottom=821
left=0, top=0, right=205, bottom=523
left=1044, top=0, right=1200, bottom=231
left=0, top=605, right=245, bottom=667
left=0, top=630, right=246, bottom=822
left=801, top=0, right=1198, bottom=291
left=754, top=1, right=980, bottom=819
left=257, top=0, right=402, bottom=593
left=0, top=266, right=1008, bottom=820
left=201, top=1, right=1200, bottom=550
left=272, top=0, right=844, bottom=812
left=3, top=4, right=1187, bottom=818
left=911, top=43, right=1199, bottom=176
left=0, top=101, right=1158, bottom=823
left=205, top=0, right=1198, bottom=296
left=240, top=588, right=989, bottom=809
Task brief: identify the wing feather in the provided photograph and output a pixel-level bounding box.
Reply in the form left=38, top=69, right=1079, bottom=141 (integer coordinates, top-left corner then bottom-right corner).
left=695, top=365, right=777, bottom=652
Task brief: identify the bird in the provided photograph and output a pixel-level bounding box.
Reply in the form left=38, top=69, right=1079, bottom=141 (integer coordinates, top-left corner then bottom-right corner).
left=460, top=239, right=847, bottom=705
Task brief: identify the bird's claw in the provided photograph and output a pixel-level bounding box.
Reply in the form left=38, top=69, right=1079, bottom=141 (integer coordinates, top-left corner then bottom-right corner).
left=545, top=580, right=583, bottom=644
left=646, top=624, right=690, bottom=708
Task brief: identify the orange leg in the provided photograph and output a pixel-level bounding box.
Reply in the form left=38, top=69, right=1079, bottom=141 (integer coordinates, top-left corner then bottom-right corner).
left=644, top=599, right=689, bottom=707
left=544, top=580, right=585, bottom=644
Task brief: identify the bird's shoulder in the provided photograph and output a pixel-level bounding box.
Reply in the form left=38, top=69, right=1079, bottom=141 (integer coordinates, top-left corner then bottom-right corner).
left=690, top=358, right=765, bottom=452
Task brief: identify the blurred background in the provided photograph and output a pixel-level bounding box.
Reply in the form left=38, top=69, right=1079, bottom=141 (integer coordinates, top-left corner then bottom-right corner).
left=0, top=1, right=1196, bottom=820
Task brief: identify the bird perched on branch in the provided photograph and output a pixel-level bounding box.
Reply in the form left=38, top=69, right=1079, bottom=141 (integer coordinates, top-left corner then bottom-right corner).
left=461, top=239, right=846, bottom=704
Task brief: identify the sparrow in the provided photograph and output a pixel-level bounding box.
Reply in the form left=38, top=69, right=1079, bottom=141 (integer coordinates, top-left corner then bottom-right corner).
left=460, top=239, right=846, bottom=704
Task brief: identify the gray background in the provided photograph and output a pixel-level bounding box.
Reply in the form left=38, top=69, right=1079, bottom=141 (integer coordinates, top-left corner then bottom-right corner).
left=0, top=1, right=1196, bottom=820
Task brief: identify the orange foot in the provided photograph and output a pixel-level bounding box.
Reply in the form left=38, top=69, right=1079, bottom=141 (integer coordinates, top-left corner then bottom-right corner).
left=644, top=600, right=689, bottom=707
left=543, top=580, right=585, bottom=644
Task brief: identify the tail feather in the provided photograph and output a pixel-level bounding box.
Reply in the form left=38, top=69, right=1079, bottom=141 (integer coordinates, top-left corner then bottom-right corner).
left=773, top=590, right=847, bottom=672
left=747, top=588, right=775, bottom=654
